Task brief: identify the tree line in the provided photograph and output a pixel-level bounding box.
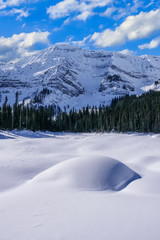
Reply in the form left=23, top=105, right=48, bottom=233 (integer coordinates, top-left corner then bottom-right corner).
left=0, top=91, right=160, bottom=133
left=0, top=92, right=56, bottom=131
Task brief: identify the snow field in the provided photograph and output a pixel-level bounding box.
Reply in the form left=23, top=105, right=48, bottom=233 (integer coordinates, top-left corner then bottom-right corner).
left=0, top=131, right=160, bottom=240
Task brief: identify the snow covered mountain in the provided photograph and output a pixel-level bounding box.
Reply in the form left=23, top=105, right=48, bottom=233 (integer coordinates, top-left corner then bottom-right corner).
left=0, top=44, right=160, bottom=109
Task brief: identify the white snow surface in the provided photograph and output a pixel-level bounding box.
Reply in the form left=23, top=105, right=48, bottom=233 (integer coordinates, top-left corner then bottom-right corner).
left=0, top=131, right=160, bottom=240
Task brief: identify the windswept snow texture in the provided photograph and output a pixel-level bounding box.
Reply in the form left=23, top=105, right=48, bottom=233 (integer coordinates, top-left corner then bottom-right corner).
left=0, top=132, right=160, bottom=240
left=35, top=156, right=141, bottom=191
left=0, top=44, right=160, bottom=109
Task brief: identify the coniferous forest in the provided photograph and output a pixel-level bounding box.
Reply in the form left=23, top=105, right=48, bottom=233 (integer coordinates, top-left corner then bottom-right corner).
left=0, top=91, right=160, bottom=133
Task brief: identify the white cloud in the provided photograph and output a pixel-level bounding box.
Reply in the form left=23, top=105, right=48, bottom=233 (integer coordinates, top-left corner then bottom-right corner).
left=118, top=49, right=136, bottom=55
left=0, top=0, right=38, bottom=8
left=71, top=34, right=92, bottom=46
left=110, top=0, right=143, bottom=20
left=22, top=23, right=26, bottom=28
left=57, top=34, right=92, bottom=47
left=113, top=8, right=128, bottom=20
left=139, top=37, right=160, bottom=49
left=145, top=1, right=154, bottom=8
left=91, top=9, right=160, bottom=47
left=56, top=34, right=92, bottom=47
left=47, top=0, right=113, bottom=21
left=0, top=8, right=29, bottom=19
left=0, top=0, right=38, bottom=17
left=47, top=0, right=77, bottom=20
left=5, top=0, right=26, bottom=7
left=76, top=10, right=94, bottom=21
left=63, top=17, right=71, bottom=25
left=0, top=0, right=26, bottom=9
left=0, top=0, right=5, bottom=10
left=12, top=8, right=29, bottom=19
left=102, top=7, right=116, bottom=17
left=0, top=31, right=50, bottom=62
left=53, top=17, right=71, bottom=32
left=0, top=0, right=35, bottom=19
left=130, top=0, right=143, bottom=13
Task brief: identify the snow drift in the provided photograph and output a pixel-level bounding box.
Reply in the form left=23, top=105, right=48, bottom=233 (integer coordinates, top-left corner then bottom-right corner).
left=1, top=133, right=160, bottom=240
left=34, top=155, right=141, bottom=191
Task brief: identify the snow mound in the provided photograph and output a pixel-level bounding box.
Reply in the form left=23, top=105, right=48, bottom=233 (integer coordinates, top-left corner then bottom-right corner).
left=34, top=156, right=141, bottom=191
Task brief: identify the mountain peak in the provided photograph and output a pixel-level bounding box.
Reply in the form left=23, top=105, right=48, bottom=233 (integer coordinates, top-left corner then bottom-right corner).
left=0, top=45, right=160, bottom=109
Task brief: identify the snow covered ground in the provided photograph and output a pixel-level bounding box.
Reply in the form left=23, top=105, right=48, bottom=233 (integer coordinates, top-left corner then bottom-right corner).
left=0, top=131, right=160, bottom=240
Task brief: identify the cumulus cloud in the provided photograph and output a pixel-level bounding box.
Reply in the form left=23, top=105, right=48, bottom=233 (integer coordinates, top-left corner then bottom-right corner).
left=0, top=31, right=50, bottom=62
left=139, top=37, right=160, bottom=49
left=91, top=9, right=160, bottom=47
left=47, top=0, right=113, bottom=21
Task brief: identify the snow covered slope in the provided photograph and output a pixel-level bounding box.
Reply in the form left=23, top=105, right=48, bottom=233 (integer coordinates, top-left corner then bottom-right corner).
left=0, top=132, right=160, bottom=240
left=0, top=44, right=160, bottom=109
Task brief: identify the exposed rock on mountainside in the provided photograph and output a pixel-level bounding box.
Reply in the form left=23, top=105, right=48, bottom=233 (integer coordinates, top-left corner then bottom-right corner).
left=0, top=44, right=160, bottom=109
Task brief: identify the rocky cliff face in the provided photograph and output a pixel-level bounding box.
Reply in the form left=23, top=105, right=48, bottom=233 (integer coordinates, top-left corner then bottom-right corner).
left=0, top=44, right=160, bottom=109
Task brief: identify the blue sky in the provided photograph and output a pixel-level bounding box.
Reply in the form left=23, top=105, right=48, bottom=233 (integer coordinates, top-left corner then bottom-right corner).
left=0, top=0, right=160, bottom=61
